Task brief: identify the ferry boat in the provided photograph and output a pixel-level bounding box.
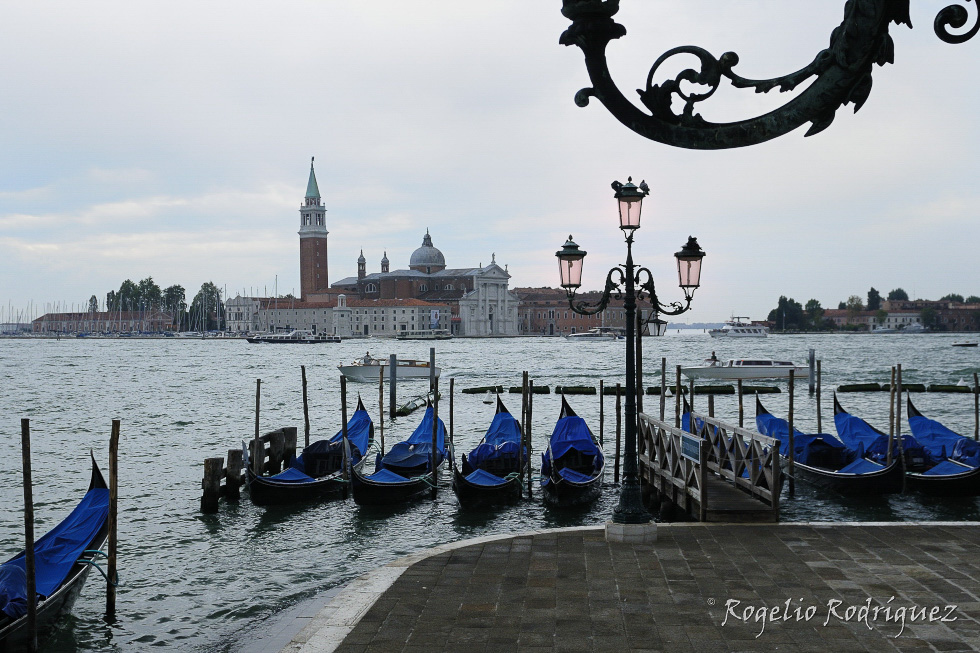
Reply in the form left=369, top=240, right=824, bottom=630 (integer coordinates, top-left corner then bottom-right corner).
left=565, top=327, right=623, bottom=341
left=395, top=329, right=452, bottom=341
left=708, top=317, right=769, bottom=338
left=681, top=355, right=809, bottom=380
left=339, top=352, right=440, bottom=382
left=246, top=330, right=341, bottom=344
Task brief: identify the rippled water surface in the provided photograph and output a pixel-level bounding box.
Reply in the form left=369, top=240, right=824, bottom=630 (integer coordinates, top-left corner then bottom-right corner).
left=2, top=333, right=979, bottom=651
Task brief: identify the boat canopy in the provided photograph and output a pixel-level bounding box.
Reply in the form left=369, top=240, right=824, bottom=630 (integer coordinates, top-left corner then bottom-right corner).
left=756, top=411, right=846, bottom=465
left=289, top=405, right=372, bottom=474
left=464, top=468, right=509, bottom=486
left=834, top=408, right=925, bottom=464
left=547, top=414, right=601, bottom=461
left=380, top=406, right=446, bottom=470
left=0, top=483, right=109, bottom=619
left=909, top=411, right=980, bottom=467
left=466, top=410, right=522, bottom=469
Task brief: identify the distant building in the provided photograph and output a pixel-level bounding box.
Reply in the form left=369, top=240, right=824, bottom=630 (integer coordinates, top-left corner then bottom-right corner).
left=514, top=287, right=655, bottom=336
left=252, top=295, right=450, bottom=336
left=32, top=310, right=176, bottom=334
left=299, top=159, right=329, bottom=301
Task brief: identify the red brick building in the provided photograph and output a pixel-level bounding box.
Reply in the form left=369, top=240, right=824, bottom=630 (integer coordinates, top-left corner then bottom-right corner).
left=514, top=287, right=656, bottom=336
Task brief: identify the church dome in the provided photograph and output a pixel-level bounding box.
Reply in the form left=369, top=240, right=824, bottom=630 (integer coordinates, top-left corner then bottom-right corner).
left=409, top=230, right=446, bottom=271
left=357, top=249, right=366, bottom=264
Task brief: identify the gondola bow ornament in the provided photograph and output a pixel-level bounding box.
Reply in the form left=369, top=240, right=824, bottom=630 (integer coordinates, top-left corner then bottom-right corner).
left=560, top=0, right=978, bottom=149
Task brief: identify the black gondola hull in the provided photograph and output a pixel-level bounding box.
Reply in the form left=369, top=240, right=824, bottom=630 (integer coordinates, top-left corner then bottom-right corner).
left=788, top=459, right=904, bottom=495
left=451, top=467, right=524, bottom=509
left=246, top=464, right=362, bottom=506
left=906, top=465, right=980, bottom=496
left=541, top=471, right=603, bottom=508
left=350, top=463, right=443, bottom=506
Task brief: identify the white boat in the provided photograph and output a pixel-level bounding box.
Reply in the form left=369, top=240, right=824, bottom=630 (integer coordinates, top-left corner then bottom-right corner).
left=338, top=352, right=441, bottom=382
left=681, top=356, right=809, bottom=380
left=482, top=390, right=495, bottom=404
left=246, top=330, right=341, bottom=344
left=395, top=329, right=452, bottom=340
left=566, top=327, right=623, bottom=341
left=708, top=317, right=769, bottom=338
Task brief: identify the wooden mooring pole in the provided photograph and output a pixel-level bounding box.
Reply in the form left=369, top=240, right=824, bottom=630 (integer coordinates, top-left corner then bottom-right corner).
left=674, top=366, right=681, bottom=429
left=708, top=394, right=714, bottom=418
left=521, top=372, right=528, bottom=495
left=599, top=380, right=604, bottom=447
left=974, top=372, right=979, bottom=441
left=21, top=419, right=38, bottom=653
left=449, top=377, right=456, bottom=479
left=379, top=366, right=385, bottom=454
left=340, top=375, right=350, bottom=499
left=201, top=457, right=223, bottom=513
left=737, top=379, right=744, bottom=428
left=431, top=376, right=440, bottom=499
left=252, top=379, right=262, bottom=475
left=526, top=378, right=534, bottom=497
left=816, top=360, right=823, bottom=434
left=897, top=363, right=906, bottom=493
left=107, top=419, right=120, bottom=618
left=615, top=383, right=622, bottom=484
left=389, top=355, right=397, bottom=420
left=659, top=357, right=666, bottom=421
left=888, top=366, right=897, bottom=466
left=301, top=365, right=310, bottom=448
left=788, top=370, right=795, bottom=498
left=225, top=448, right=243, bottom=502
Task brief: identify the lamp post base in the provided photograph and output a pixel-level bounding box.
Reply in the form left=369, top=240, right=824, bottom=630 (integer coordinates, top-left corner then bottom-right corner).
left=605, top=520, right=657, bottom=544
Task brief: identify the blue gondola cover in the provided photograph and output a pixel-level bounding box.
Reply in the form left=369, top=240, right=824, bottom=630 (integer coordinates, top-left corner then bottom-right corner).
left=0, top=484, right=109, bottom=618
left=376, top=406, right=446, bottom=473
left=464, top=468, right=509, bottom=486
left=756, top=411, right=846, bottom=465
left=909, top=412, right=980, bottom=467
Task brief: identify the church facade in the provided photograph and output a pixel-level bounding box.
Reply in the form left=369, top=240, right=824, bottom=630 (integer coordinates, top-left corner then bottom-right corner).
left=326, top=231, right=520, bottom=336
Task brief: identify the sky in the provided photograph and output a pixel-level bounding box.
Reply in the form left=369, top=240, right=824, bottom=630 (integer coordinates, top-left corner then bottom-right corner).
left=1, top=2, right=978, bottom=323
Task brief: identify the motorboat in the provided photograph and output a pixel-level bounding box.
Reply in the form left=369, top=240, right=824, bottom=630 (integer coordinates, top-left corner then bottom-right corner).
left=708, top=317, right=769, bottom=338
left=338, top=352, right=440, bottom=382
left=565, top=327, right=622, bottom=340
left=682, top=355, right=809, bottom=380
left=395, top=329, right=452, bottom=341
left=952, top=341, right=979, bottom=347
left=246, top=330, right=341, bottom=344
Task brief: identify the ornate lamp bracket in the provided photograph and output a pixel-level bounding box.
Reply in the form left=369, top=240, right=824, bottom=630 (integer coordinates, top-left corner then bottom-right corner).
left=635, top=267, right=691, bottom=317
left=560, top=0, right=978, bottom=150
left=567, top=267, right=625, bottom=315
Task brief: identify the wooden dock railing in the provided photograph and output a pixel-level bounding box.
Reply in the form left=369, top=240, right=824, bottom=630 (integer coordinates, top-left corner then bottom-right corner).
left=638, top=412, right=780, bottom=522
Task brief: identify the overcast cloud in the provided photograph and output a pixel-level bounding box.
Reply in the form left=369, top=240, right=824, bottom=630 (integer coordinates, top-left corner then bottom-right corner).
left=1, top=2, right=977, bottom=322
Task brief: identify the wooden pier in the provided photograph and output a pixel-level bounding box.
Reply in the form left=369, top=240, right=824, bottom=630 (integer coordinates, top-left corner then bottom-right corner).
left=638, top=411, right=780, bottom=522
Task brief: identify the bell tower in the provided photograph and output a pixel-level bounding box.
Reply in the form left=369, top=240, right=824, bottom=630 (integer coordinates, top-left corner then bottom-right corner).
left=299, top=157, right=329, bottom=300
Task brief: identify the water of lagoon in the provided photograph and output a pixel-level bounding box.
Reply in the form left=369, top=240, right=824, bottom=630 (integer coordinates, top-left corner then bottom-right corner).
left=2, top=332, right=979, bottom=651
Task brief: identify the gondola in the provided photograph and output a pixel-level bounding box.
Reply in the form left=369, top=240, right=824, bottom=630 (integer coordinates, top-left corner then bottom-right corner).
left=245, top=397, right=374, bottom=505
left=0, top=454, right=110, bottom=650
left=540, top=395, right=604, bottom=508
left=756, top=396, right=903, bottom=495
left=905, top=396, right=980, bottom=495
left=351, top=403, right=446, bottom=506
left=452, top=397, right=526, bottom=509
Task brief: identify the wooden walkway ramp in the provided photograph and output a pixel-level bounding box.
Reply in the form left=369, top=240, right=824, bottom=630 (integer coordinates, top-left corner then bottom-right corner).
left=638, top=412, right=780, bottom=523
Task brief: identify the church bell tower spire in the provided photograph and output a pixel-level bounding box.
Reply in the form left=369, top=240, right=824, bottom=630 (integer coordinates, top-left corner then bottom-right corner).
left=299, top=157, right=329, bottom=301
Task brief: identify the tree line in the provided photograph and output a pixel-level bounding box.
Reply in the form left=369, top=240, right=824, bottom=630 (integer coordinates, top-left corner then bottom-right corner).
left=767, top=287, right=980, bottom=332
left=90, top=278, right=225, bottom=331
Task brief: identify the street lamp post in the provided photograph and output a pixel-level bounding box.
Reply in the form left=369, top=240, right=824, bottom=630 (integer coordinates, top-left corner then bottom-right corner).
left=556, top=178, right=705, bottom=524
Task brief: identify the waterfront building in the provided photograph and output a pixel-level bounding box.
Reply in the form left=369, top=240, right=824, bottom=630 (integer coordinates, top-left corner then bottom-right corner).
left=252, top=295, right=450, bottom=336
left=326, top=232, right=520, bottom=336
left=224, top=295, right=269, bottom=333
left=514, top=287, right=655, bottom=336
left=31, top=310, right=176, bottom=334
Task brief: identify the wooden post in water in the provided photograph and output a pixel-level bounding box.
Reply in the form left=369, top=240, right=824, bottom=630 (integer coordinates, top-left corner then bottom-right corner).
left=788, top=370, right=795, bottom=497
left=808, top=348, right=816, bottom=395
left=887, top=366, right=896, bottom=466
left=429, top=347, right=436, bottom=393
left=253, top=379, right=262, bottom=475
left=636, top=312, right=644, bottom=414
left=974, top=372, right=979, bottom=441
left=599, top=380, right=604, bottom=447
left=268, top=431, right=285, bottom=474
left=688, top=378, right=695, bottom=415
left=816, top=360, right=823, bottom=434
left=897, top=364, right=905, bottom=487
left=674, top=366, right=682, bottom=429
left=107, top=419, right=120, bottom=619
left=737, top=380, right=744, bottom=428
left=21, top=419, right=37, bottom=653
left=225, top=448, right=243, bottom=502
left=283, top=427, right=297, bottom=467
left=379, top=366, right=385, bottom=454
left=659, top=357, right=666, bottom=421
left=340, top=375, right=350, bottom=499
left=389, top=354, right=397, bottom=420
left=449, top=378, right=456, bottom=478
left=615, top=383, right=622, bottom=483
left=708, top=394, right=714, bottom=418
left=201, top=457, right=223, bottom=513
left=526, top=378, right=534, bottom=497
left=301, top=365, right=310, bottom=448
left=431, top=376, right=439, bottom=499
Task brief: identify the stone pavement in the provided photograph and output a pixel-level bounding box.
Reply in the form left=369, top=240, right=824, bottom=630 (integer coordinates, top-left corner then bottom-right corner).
left=281, top=523, right=980, bottom=653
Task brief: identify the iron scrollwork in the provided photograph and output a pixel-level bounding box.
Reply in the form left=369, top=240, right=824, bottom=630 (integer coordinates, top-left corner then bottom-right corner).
left=560, top=0, right=978, bottom=150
